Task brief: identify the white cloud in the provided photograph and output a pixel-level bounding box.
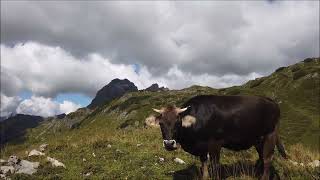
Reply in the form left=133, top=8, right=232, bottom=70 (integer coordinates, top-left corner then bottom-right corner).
left=59, top=101, right=81, bottom=114
left=1, top=42, right=261, bottom=99
left=1, top=1, right=318, bottom=76
left=15, top=95, right=81, bottom=117
left=0, top=93, right=21, bottom=117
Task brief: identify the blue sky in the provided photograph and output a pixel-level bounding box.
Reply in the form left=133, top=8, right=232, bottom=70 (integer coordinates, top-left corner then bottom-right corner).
left=19, top=91, right=91, bottom=108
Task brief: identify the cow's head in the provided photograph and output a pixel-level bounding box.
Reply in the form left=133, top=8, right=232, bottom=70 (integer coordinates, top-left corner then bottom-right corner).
left=151, top=105, right=190, bottom=151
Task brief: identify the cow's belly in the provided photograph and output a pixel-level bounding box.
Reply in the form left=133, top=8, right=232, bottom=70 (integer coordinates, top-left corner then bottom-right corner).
left=180, top=141, right=209, bottom=156
left=222, top=136, right=261, bottom=151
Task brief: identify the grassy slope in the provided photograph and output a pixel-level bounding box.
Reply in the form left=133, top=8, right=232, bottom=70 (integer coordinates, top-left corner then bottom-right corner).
left=1, top=58, right=319, bottom=179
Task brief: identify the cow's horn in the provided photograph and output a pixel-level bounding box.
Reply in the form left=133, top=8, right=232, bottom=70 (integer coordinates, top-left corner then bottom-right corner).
left=176, top=106, right=190, bottom=114
left=152, top=108, right=164, bottom=113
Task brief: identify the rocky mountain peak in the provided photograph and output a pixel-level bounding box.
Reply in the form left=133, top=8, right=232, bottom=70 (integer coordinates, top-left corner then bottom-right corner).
left=145, top=83, right=169, bottom=92
left=87, top=79, right=138, bottom=109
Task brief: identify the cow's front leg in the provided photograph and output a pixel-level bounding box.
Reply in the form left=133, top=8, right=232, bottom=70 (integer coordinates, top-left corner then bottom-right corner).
left=200, top=155, right=209, bottom=180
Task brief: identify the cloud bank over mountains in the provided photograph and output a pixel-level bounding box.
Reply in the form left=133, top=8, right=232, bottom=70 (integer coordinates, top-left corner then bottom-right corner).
left=1, top=1, right=319, bottom=117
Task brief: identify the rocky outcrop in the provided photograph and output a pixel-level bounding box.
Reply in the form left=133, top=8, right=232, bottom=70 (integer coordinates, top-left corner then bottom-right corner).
left=144, top=83, right=169, bottom=92
left=87, top=79, right=138, bottom=109
left=1, top=155, right=40, bottom=177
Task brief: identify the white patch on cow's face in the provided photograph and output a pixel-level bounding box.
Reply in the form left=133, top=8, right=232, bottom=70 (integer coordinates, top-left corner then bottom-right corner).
left=145, top=115, right=159, bottom=128
left=181, top=115, right=197, bottom=127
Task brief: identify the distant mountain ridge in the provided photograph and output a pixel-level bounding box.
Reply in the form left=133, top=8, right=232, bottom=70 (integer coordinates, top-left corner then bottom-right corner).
left=0, top=114, right=44, bottom=145
left=87, top=79, right=138, bottom=109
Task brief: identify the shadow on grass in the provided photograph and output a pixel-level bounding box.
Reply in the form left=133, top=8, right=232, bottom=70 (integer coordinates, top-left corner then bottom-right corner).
left=172, top=161, right=280, bottom=180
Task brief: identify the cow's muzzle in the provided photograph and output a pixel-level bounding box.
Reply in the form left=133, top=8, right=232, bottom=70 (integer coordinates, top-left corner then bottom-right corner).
left=163, top=140, right=177, bottom=151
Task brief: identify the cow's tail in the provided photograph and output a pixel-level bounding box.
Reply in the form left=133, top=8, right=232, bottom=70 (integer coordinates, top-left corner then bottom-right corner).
left=276, top=132, right=288, bottom=159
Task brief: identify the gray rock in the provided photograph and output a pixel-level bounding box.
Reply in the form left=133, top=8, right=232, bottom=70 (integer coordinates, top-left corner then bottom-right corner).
left=0, top=165, right=15, bottom=174
left=15, top=160, right=39, bottom=175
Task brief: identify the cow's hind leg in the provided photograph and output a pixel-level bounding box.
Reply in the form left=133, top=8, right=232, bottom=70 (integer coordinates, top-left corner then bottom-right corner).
left=261, top=131, right=277, bottom=180
left=200, top=155, right=209, bottom=180
left=255, top=141, right=264, bottom=174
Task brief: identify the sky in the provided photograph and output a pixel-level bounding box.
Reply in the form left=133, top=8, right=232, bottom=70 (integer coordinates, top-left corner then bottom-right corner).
left=1, top=1, right=319, bottom=117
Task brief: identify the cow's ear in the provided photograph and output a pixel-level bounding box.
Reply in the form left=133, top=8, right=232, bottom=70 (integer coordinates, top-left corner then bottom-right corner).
left=145, top=115, right=160, bottom=128
left=181, top=115, right=197, bottom=128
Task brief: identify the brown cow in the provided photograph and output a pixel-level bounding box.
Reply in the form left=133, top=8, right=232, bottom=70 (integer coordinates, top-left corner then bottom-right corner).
left=149, top=95, right=287, bottom=180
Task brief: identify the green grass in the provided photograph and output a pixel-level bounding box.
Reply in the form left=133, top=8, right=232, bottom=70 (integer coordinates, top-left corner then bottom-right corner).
left=1, top=58, right=319, bottom=179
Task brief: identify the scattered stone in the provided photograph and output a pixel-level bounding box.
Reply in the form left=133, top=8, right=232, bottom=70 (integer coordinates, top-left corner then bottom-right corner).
left=92, top=153, right=96, bottom=157
left=299, top=163, right=305, bottom=167
left=312, top=72, right=319, bottom=78
left=39, top=144, right=49, bottom=152
left=174, top=157, right=186, bottom=164
left=84, top=171, right=93, bottom=176
left=136, top=143, right=143, bottom=147
left=15, top=160, right=40, bottom=175
left=28, top=149, right=45, bottom=157
left=289, top=160, right=298, bottom=166
left=141, top=166, right=146, bottom=169
left=47, top=157, right=66, bottom=168
left=0, top=165, right=15, bottom=174
left=107, top=144, right=112, bottom=148
left=82, top=158, right=86, bottom=162
left=308, top=160, right=320, bottom=168
left=116, top=149, right=123, bottom=153
left=159, top=157, right=165, bottom=163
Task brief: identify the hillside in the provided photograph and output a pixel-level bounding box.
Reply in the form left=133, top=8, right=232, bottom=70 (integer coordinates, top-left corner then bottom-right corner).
left=1, top=58, right=319, bottom=179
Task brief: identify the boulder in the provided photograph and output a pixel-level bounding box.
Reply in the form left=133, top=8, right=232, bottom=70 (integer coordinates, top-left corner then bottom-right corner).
left=15, top=160, right=39, bottom=175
